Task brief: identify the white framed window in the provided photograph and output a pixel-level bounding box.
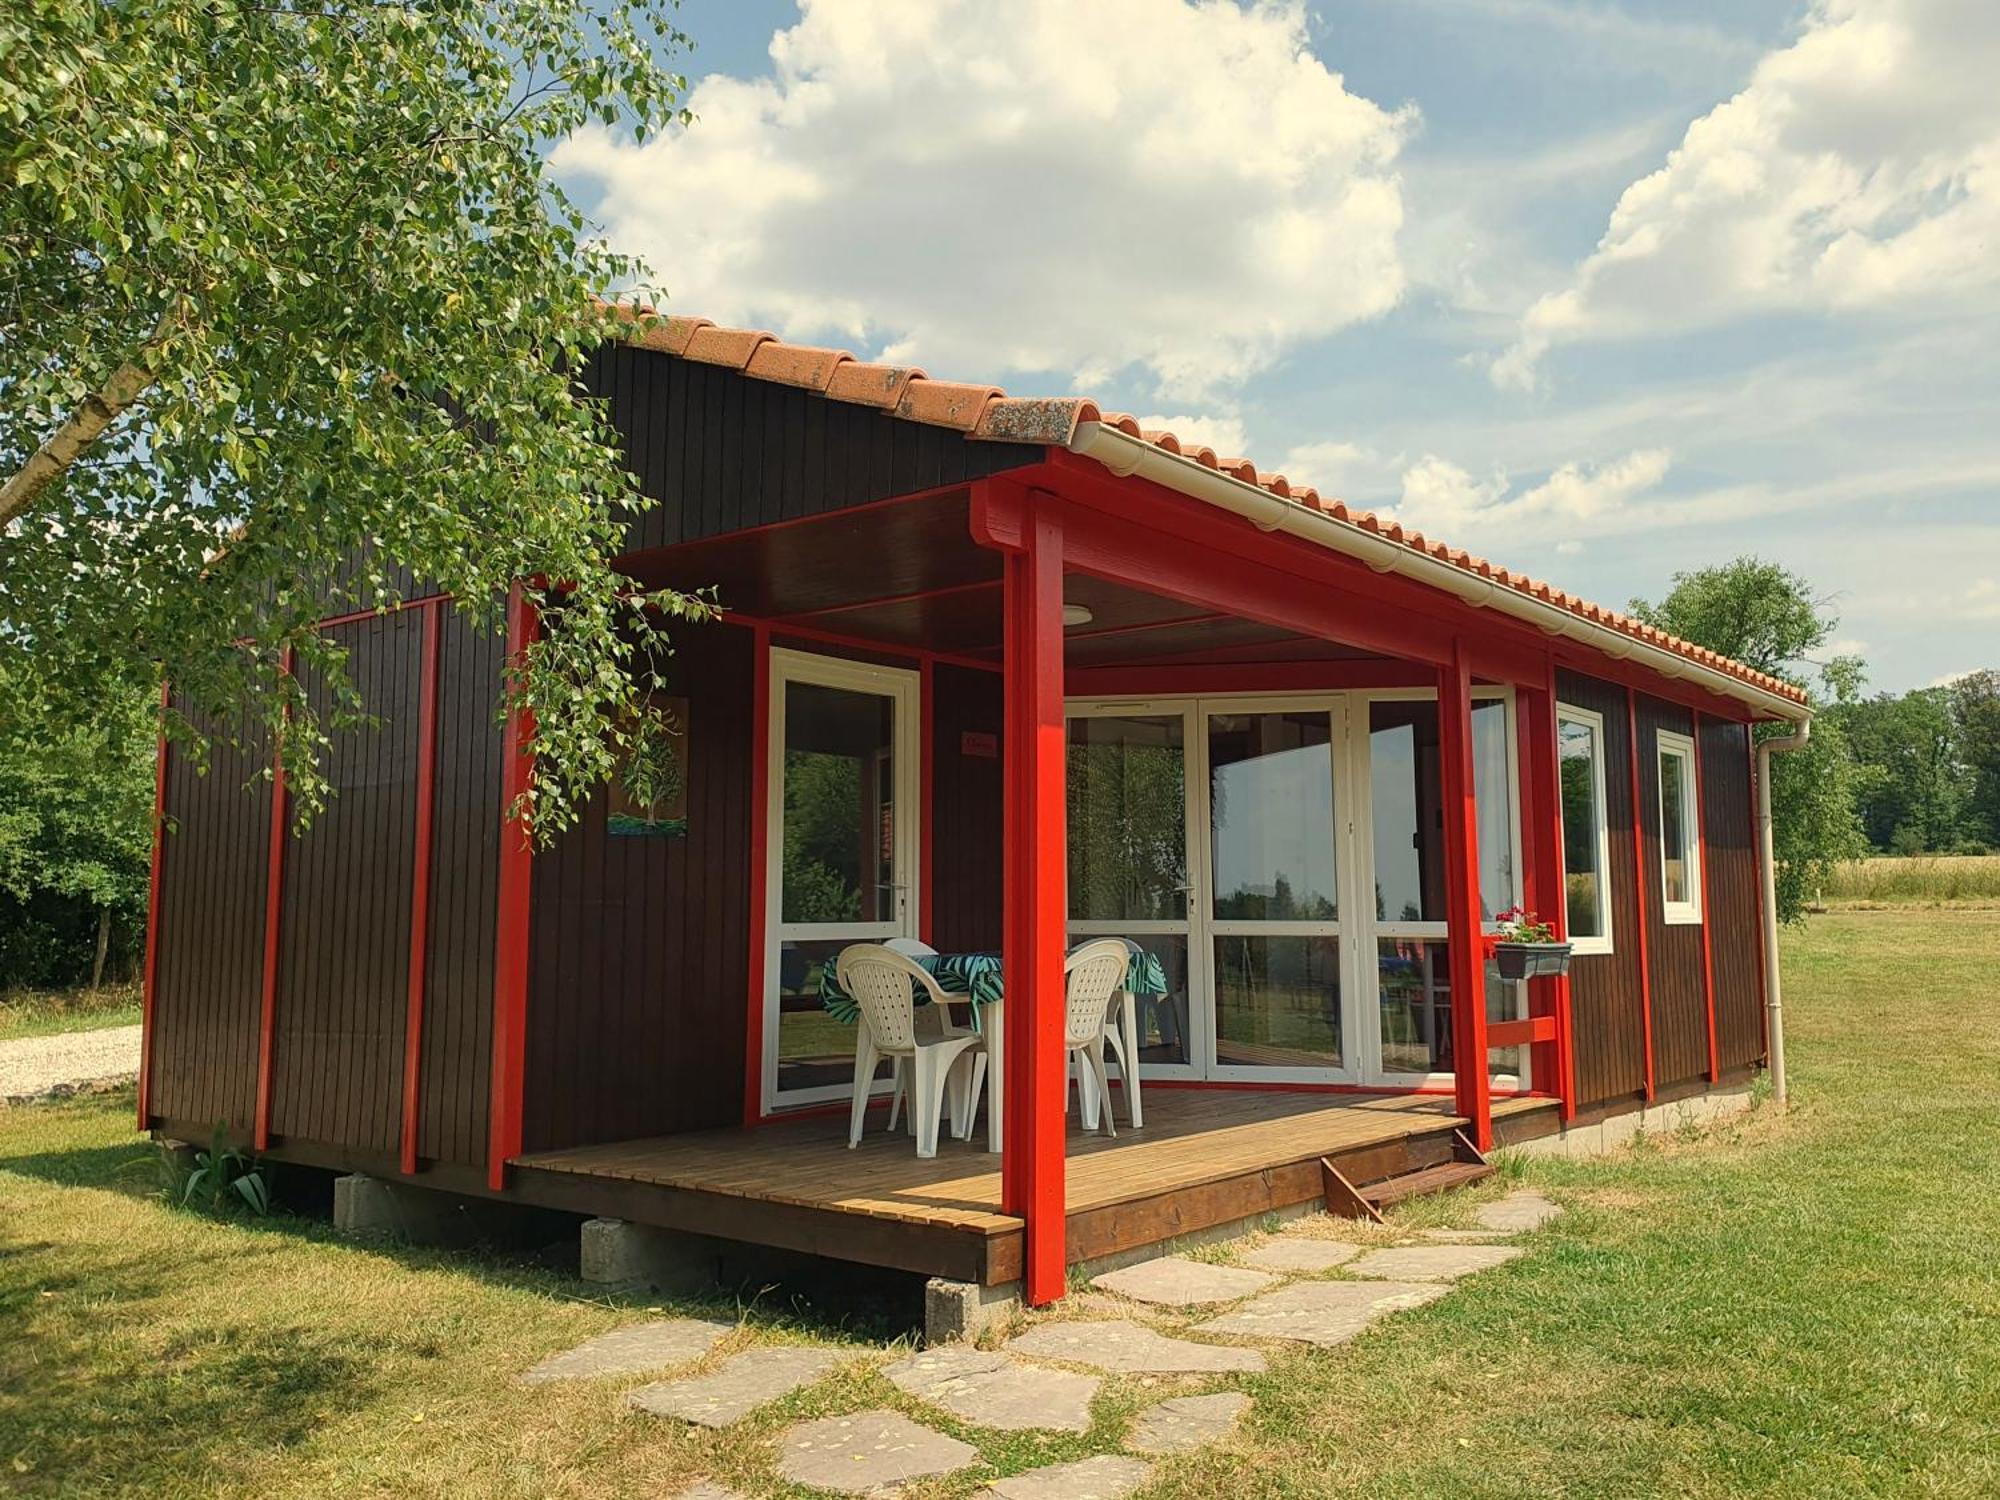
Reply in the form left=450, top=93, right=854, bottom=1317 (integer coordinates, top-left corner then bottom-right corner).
left=1656, top=729, right=1702, bottom=925
left=1555, top=706, right=1614, bottom=955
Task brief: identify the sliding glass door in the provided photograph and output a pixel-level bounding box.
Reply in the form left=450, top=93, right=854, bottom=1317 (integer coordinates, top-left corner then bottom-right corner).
left=763, top=649, right=920, bottom=1110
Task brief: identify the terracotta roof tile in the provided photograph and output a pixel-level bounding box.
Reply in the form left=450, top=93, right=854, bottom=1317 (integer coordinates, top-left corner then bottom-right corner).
left=606, top=307, right=1807, bottom=709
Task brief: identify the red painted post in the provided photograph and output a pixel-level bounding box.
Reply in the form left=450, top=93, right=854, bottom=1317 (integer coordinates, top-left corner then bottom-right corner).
left=138, top=681, right=170, bottom=1129
left=399, top=603, right=444, bottom=1175
left=1515, top=673, right=1575, bottom=1117
left=1436, top=638, right=1493, bottom=1151
left=1626, top=688, right=1656, bottom=1099
left=1747, top=728, right=1770, bottom=1058
left=920, top=657, right=936, bottom=946
left=486, top=587, right=540, bottom=1190
left=1001, top=492, right=1068, bottom=1305
left=253, top=646, right=293, bottom=1151
left=1693, top=713, right=1721, bottom=1083
left=743, top=622, right=772, bottom=1126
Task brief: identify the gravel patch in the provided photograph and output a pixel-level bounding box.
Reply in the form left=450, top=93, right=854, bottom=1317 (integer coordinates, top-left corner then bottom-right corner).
left=0, top=1024, right=142, bottom=1104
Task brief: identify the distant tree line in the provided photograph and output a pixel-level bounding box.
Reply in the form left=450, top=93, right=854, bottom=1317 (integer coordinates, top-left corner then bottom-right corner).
left=1829, top=669, right=2000, bottom=855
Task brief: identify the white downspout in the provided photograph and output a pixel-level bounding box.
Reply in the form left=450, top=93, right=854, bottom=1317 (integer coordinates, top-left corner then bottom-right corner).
left=1756, top=720, right=1811, bottom=1106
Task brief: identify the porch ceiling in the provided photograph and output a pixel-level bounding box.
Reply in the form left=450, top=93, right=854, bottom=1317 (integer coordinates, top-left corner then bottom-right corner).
left=618, top=489, right=1398, bottom=672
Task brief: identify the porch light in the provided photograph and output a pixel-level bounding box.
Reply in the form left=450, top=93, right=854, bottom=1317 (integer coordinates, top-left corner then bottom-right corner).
left=1062, top=603, right=1095, bottom=628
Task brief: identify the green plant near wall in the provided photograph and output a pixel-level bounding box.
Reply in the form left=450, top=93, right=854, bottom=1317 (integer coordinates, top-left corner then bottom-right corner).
left=162, top=1126, right=271, bottom=1218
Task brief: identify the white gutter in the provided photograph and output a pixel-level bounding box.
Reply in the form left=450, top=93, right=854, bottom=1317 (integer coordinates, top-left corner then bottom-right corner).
left=1067, top=421, right=1813, bottom=726
left=1755, top=720, right=1810, bottom=1106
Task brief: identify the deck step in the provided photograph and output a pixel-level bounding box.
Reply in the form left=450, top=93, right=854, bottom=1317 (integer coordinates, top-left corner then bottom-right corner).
left=1360, top=1160, right=1494, bottom=1209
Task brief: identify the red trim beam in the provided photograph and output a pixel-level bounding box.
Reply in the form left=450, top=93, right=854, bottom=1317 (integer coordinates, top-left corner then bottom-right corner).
left=399, top=604, right=444, bottom=1174
left=138, top=682, right=170, bottom=1128
left=1436, top=637, right=1493, bottom=1151
left=486, top=587, right=540, bottom=1190
left=253, top=647, right=293, bottom=1151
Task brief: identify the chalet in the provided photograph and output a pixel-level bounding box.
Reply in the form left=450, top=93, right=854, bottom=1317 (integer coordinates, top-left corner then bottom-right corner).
left=140, top=316, right=1811, bottom=1320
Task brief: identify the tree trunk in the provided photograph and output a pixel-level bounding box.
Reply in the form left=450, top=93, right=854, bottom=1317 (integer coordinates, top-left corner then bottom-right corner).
left=0, top=302, right=182, bottom=528
left=92, top=907, right=111, bottom=991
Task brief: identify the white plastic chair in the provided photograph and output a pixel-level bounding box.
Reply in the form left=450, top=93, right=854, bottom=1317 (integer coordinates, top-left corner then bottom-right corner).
left=837, top=944, right=984, bottom=1159
left=1096, top=948, right=1144, bottom=1129
left=882, top=937, right=965, bottom=1134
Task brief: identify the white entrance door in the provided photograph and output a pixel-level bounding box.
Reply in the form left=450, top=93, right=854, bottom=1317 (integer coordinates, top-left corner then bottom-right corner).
left=762, top=649, right=921, bottom=1112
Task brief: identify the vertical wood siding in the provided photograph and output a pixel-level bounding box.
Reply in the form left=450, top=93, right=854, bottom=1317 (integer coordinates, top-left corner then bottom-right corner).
left=270, top=613, right=424, bottom=1152
left=1701, top=717, right=1766, bottom=1071
left=1555, top=670, right=1647, bottom=1107
left=585, top=347, right=1039, bottom=553
left=521, top=623, right=754, bottom=1151
left=930, top=665, right=1004, bottom=954
left=1635, top=694, right=1709, bottom=1091
left=147, top=713, right=272, bottom=1133
left=417, top=610, right=506, bottom=1165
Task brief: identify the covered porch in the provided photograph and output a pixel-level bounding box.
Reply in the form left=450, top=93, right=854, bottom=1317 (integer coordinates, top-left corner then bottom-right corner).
left=557, top=445, right=1632, bottom=1305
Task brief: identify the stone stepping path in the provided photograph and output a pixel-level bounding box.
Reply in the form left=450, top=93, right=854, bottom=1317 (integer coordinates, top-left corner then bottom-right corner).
left=517, top=1317, right=733, bottom=1385
left=1126, top=1391, right=1251, bottom=1455
left=885, top=1347, right=1099, bottom=1432
left=1091, top=1255, right=1275, bottom=1307
left=1475, top=1190, right=1564, bottom=1232
left=1007, top=1317, right=1266, bottom=1373
left=1196, top=1279, right=1449, bottom=1347
left=1240, top=1237, right=1362, bottom=1274
left=977, top=1454, right=1152, bottom=1499
left=1418, top=1227, right=1513, bottom=1243
left=1348, top=1243, right=1525, bottom=1282
left=630, top=1346, right=844, bottom=1427
left=674, top=1485, right=746, bottom=1500
left=775, top=1408, right=977, bottom=1493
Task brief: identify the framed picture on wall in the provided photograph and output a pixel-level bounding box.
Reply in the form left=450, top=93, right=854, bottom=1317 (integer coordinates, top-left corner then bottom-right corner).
left=608, top=693, right=689, bottom=837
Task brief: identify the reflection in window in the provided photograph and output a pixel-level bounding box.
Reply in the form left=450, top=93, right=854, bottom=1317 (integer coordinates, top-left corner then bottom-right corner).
left=1073, top=931, right=1193, bottom=1068
left=1068, top=716, right=1187, bottom=922
left=1208, top=713, right=1337, bottom=920
left=774, top=938, right=882, bottom=1096
left=1374, top=939, right=1524, bottom=1079
left=1214, top=935, right=1341, bottom=1068
left=781, top=682, right=894, bottom=924
left=1658, top=732, right=1701, bottom=919
left=1368, top=699, right=1514, bottom=924
left=1558, top=710, right=1612, bottom=947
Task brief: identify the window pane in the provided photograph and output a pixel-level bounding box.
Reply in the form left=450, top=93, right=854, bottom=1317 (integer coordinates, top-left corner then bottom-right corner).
left=1375, top=938, right=1523, bottom=1078
left=1661, top=749, right=1690, bottom=906
left=1471, top=699, right=1515, bottom=920
left=1208, top=713, right=1337, bottom=920
left=781, top=682, right=894, bottom=924
left=1076, top=931, right=1191, bottom=1068
left=1559, top=717, right=1605, bottom=938
left=1213, top=935, right=1341, bottom=1069
left=1369, top=701, right=1443, bottom=922
left=775, top=938, right=875, bottom=1095
left=1067, top=716, right=1187, bottom=921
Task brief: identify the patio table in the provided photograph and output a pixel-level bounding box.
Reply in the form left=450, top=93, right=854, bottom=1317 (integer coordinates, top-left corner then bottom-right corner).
left=819, top=942, right=1171, bottom=1147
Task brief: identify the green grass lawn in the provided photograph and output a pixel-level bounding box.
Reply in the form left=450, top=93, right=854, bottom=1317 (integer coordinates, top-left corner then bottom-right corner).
left=3, top=910, right=1997, bottom=1496
left=0, top=983, right=142, bottom=1041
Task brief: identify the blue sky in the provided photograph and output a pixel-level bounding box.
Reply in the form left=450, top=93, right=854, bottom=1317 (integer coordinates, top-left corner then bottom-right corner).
left=554, top=0, right=1999, bottom=694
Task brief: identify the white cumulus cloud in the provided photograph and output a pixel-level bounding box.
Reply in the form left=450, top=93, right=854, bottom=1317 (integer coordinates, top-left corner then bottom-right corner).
left=1387, top=448, right=1673, bottom=542
left=1134, top=413, right=1252, bottom=460
left=555, top=0, right=1413, bottom=402
left=1493, top=0, right=2000, bottom=388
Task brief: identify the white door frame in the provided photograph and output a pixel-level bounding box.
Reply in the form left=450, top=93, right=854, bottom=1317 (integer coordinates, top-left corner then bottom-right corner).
left=1063, top=685, right=1528, bottom=1090
left=762, top=647, right=922, bottom=1113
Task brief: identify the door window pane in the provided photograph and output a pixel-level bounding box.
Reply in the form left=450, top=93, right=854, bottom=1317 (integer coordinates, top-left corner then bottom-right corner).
left=1068, top=716, right=1187, bottom=921
left=1658, top=733, right=1701, bottom=917
left=1213, top=935, right=1342, bottom=1068
left=1558, top=713, right=1610, bottom=942
left=1369, top=699, right=1514, bottom=924
left=1369, top=702, right=1443, bottom=923
left=1374, top=938, right=1525, bottom=1079
left=1208, top=712, right=1337, bottom=920
left=1076, top=932, right=1191, bottom=1068
left=774, top=938, right=875, bottom=1096
left=782, top=682, right=894, bottom=924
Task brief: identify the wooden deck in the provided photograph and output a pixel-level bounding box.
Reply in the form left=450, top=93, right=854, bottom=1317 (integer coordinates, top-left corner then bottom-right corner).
left=511, top=1089, right=1558, bottom=1284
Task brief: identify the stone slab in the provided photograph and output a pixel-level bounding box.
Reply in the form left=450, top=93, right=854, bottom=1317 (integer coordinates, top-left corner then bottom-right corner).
left=1239, top=1238, right=1363, bottom=1274
left=675, top=1486, right=748, bottom=1500
left=1126, top=1392, right=1252, bottom=1455
left=1417, top=1228, right=1515, bottom=1244
left=1195, top=1280, right=1449, bottom=1347
left=885, top=1347, right=1098, bottom=1433
left=1091, top=1256, right=1276, bottom=1307
left=925, top=1276, right=1024, bottom=1343
left=629, top=1346, right=844, bottom=1427
left=977, top=1455, right=1152, bottom=1499
left=775, top=1408, right=977, bottom=1494
left=1349, top=1244, right=1525, bottom=1282
left=1474, top=1191, right=1564, bottom=1232
left=517, top=1317, right=733, bottom=1385
left=1007, top=1319, right=1265, bottom=1374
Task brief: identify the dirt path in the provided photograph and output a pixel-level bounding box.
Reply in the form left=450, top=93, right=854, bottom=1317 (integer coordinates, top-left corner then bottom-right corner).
left=0, top=1024, right=142, bottom=1104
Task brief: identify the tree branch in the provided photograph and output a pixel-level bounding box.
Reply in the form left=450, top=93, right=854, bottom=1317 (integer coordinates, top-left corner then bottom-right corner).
left=0, top=301, right=183, bottom=529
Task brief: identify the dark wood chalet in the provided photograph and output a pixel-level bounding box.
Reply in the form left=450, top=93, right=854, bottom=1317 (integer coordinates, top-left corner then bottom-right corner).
left=141, top=316, right=1813, bottom=1308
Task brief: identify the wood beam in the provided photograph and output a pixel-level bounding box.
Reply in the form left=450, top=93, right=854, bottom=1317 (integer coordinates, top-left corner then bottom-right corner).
left=1437, top=638, right=1493, bottom=1151
left=1515, top=670, right=1576, bottom=1118
left=252, top=646, right=292, bottom=1152
left=398, top=605, right=443, bottom=1174
left=486, top=586, right=540, bottom=1189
